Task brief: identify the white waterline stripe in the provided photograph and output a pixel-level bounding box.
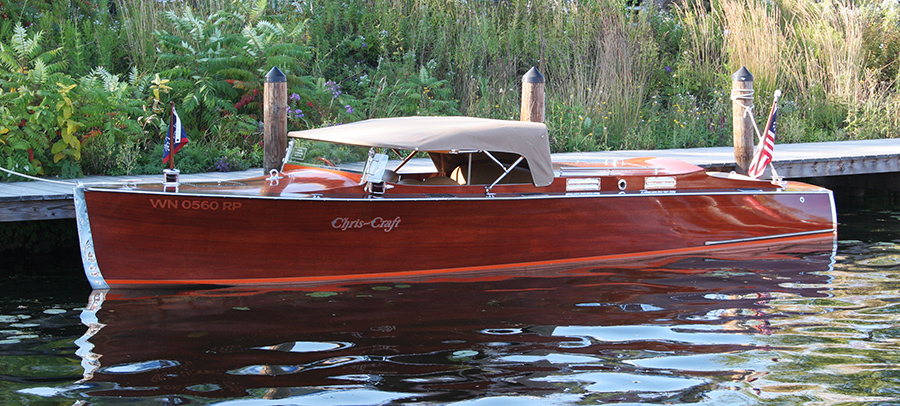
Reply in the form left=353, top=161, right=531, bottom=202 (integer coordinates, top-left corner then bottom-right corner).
left=705, top=229, right=836, bottom=246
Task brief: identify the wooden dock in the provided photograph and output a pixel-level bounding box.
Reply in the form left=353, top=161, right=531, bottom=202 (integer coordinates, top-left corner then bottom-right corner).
left=558, top=138, right=900, bottom=178
left=1, top=138, right=898, bottom=222
left=1, top=169, right=263, bottom=222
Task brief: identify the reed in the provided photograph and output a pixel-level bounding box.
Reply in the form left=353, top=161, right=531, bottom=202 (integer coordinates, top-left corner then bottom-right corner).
left=113, top=0, right=165, bottom=69
left=674, top=0, right=728, bottom=97
left=360, top=0, right=657, bottom=149
left=718, top=0, right=787, bottom=97
left=684, top=0, right=885, bottom=138
left=112, top=0, right=232, bottom=69
left=783, top=0, right=865, bottom=107
left=543, top=1, right=657, bottom=148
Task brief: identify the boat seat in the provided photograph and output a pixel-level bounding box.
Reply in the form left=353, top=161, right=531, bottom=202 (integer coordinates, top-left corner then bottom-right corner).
left=394, top=174, right=460, bottom=185
left=451, top=162, right=532, bottom=185
left=382, top=169, right=400, bottom=183
left=422, top=175, right=461, bottom=185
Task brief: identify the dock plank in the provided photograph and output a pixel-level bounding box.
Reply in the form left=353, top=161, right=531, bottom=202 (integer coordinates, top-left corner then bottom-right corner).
left=0, top=182, right=74, bottom=198
left=0, top=183, right=72, bottom=201
left=0, top=199, right=75, bottom=221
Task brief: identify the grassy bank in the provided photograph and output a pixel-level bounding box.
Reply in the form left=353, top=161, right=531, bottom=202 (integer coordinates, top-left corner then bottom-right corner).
left=1, top=0, right=898, bottom=179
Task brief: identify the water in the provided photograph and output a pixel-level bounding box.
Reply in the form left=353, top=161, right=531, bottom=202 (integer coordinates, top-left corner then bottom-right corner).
left=0, top=209, right=898, bottom=405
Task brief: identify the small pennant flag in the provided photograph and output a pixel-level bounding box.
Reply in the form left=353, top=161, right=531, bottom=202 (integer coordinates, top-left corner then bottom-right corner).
left=163, top=107, right=189, bottom=164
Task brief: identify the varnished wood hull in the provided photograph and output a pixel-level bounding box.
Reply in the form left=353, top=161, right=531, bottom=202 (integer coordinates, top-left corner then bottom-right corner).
left=77, top=185, right=836, bottom=287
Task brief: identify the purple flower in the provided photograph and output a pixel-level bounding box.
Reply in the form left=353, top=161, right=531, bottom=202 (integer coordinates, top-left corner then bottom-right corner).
left=344, top=104, right=353, bottom=114
left=325, top=80, right=342, bottom=98
left=292, top=108, right=305, bottom=118
left=664, top=66, right=672, bottom=73
left=215, top=157, right=231, bottom=172
left=290, top=93, right=301, bottom=101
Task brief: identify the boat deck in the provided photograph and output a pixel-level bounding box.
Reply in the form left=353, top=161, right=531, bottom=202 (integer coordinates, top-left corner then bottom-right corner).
left=2, top=138, right=898, bottom=222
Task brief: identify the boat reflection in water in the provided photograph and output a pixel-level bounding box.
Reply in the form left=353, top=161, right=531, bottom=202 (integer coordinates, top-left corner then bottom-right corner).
left=76, top=238, right=835, bottom=404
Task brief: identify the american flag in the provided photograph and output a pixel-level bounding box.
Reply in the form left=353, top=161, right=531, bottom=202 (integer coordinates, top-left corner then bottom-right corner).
left=748, top=91, right=780, bottom=179
left=163, top=107, right=189, bottom=164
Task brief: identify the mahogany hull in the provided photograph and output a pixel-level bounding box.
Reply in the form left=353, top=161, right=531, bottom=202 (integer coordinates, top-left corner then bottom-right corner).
left=79, top=186, right=835, bottom=287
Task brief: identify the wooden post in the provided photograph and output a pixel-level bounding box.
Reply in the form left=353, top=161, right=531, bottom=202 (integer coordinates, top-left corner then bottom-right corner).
left=732, top=67, right=755, bottom=175
left=520, top=66, right=545, bottom=123
left=264, top=67, right=288, bottom=173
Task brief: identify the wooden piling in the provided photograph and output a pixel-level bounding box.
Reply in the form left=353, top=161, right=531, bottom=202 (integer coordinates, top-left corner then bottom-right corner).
left=264, top=67, right=288, bottom=173
left=732, top=67, right=755, bottom=175
left=520, top=67, right=545, bottom=123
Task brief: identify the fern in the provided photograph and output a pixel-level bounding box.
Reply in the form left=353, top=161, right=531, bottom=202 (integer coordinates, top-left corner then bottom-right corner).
left=0, top=25, right=65, bottom=76
left=11, top=25, right=39, bottom=61
left=146, top=3, right=313, bottom=139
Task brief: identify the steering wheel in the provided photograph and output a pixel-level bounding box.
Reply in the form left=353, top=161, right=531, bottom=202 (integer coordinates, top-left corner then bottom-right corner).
left=316, top=157, right=336, bottom=167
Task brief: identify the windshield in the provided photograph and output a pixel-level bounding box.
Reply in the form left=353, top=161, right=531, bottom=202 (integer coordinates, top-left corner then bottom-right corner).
left=285, top=140, right=429, bottom=172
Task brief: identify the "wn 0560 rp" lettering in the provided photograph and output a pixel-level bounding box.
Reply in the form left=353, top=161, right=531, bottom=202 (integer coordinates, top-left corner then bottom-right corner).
left=149, top=198, right=242, bottom=211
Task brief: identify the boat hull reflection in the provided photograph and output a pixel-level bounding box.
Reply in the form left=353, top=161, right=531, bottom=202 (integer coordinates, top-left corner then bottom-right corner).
left=77, top=238, right=835, bottom=403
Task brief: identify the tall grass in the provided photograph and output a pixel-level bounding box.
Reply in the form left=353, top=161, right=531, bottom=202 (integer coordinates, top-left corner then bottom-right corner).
left=675, top=0, right=728, bottom=97
left=4, top=0, right=900, bottom=179
left=112, top=0, right=232, bottom=68
left=719, top=0, right=787, bottom=96
left=358, top=0, right=657, bottom=150
left=784, top=0, right=865, bottom=106
left=55, top=0, right=900, bottom=146
left=677, top=0, right=896, bottom=141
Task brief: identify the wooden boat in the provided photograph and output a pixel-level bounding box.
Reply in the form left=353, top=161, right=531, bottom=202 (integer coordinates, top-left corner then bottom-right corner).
left=74, top=116, right=836, bottom=289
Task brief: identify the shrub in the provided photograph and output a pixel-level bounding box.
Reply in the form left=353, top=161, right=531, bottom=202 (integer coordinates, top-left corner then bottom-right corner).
left=153, top=3, right=311, bottom=139
left=0, top=24, right=73, bottom=177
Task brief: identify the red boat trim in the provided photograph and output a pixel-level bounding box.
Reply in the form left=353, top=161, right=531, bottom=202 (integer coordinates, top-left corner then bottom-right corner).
left=704, top=228, right=836, bottom=246
left=102, top=231, right=837, bottom=287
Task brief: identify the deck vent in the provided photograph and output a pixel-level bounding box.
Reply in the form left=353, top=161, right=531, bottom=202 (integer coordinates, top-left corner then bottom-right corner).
left=644, top=176, right=676, bottom=190
left=566, top=178, right=601, bottom=192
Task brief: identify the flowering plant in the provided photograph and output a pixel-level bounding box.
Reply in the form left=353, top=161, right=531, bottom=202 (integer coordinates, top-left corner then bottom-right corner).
left=287, top=77, right=360, bottom=130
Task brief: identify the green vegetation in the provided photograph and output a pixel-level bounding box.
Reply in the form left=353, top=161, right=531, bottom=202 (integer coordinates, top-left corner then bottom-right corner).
left=1, top=0, right=898, bottom=179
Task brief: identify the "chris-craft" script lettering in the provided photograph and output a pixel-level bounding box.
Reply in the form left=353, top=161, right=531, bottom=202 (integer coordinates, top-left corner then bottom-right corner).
left=332, top=217, right=401, bottom=233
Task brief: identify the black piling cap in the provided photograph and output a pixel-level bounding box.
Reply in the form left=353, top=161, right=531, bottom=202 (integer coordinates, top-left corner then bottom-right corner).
left=522, top=66, right=545, bottom=83
left=732, top=66, right=753, bottom=82
left=265, top=67, right=286, bottom=83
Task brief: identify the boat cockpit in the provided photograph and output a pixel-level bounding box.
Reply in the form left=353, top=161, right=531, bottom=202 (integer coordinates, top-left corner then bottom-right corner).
left=343, top=146, right=535, bottom=196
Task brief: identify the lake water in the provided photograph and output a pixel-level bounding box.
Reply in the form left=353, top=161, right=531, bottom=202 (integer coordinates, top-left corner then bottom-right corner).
left=1, top=208, right=898, bottom=405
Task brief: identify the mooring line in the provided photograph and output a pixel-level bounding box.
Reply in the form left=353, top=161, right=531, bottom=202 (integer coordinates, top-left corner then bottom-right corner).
left=0, top=165, right=79, bottom=186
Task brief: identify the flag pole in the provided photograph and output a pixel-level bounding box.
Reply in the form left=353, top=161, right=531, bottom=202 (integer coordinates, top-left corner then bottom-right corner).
left=167, top=101, right=176, bottom=170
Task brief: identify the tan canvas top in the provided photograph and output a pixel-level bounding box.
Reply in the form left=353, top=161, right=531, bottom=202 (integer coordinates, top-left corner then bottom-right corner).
left=287, top=116, right=554, bottom=186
